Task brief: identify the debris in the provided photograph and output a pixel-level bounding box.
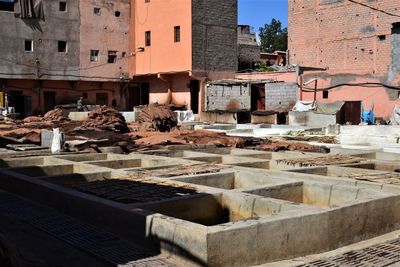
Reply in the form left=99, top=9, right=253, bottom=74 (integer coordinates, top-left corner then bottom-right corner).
left=138, top=104, right=178, bottom=132
left=81, top=106, right=130, bottom=133
left=259, top=141, right=330, bottom=153
left=276, top=155, right=363, bottom=167
left=126, top=163, right=227, bottom=178
left=129, top=130, right=248, bottom=150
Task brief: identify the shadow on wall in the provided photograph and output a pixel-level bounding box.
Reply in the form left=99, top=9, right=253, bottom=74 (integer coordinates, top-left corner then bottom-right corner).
left=21, top=19, right=43, bottom=33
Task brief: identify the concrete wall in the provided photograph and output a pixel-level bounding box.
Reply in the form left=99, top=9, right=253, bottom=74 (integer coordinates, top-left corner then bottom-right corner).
left=289, top=111, right=340, bottom=127
left=265, top=82, right=298, bottom=112
left=192, top=0, right=238, bottom=72
left=0, top=0, right=80, bottom=80
left=79, top=0, right=130, bottom=81
left=206, top=83, right=250, bottom=111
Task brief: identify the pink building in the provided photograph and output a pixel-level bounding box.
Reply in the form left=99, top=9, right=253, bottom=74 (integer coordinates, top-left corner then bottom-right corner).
left=0, top=0, right=238, bottom=116
left=288, top=0, right=400, bottom=119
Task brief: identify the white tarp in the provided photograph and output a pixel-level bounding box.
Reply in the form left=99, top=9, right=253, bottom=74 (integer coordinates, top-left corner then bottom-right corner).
left=292, top=101, right=317, bottom=112
left=390, top=105, right=400, bottom=125
left=175, top=110, right=195, bottom=124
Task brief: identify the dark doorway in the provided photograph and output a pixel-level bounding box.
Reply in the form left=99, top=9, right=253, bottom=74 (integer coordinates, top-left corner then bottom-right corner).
left=251, top=84, right=265, bottom=111
left=96, top=93, right=109, bottom=106
left=342, top=101, right=362, bottom=125
left=43, top=91, right=56, bottom=113
left=190, top=80, right=199, bottom=114
left=127, top=83, right=150, bottom=111
left=9, top=90, right=23, bottom=116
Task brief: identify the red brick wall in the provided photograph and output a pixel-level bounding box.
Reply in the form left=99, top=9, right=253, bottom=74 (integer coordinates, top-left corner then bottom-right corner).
left=288, top=0, right=399, bottom=74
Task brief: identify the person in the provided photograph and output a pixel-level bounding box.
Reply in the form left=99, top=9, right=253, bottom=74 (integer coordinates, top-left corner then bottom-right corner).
left=77, top=96, right=84, bottom=111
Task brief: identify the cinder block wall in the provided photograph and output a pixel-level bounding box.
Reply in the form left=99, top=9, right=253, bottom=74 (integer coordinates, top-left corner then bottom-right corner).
left=265, top=83, right=298, bottom=111
left=206, top=84, right=250, bottom=111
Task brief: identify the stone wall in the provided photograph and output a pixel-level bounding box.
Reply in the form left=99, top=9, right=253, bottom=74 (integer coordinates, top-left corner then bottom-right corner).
left=192, top=0, right=238, bottom=72
left=265, top=83, right=298, bottom=112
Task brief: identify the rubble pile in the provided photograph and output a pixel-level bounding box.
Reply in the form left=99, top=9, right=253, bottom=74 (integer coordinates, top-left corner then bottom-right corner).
left=138, top=104, right=177, bottom=132
left=81, top=106, right=130, bottom=133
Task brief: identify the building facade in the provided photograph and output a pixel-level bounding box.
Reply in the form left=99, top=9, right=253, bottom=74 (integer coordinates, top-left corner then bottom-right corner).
left=128, top=0, right=238, bottom=113
left=237, top=25, right=260, bottom=71
left=288, top=0, right=400, bottom=119
left=0, top=0, right=238, bottom=116
left=0, top=0, right=130, bottom=116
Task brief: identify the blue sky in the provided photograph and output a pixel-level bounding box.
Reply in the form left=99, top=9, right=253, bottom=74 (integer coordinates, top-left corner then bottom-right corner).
left=239, top=0, right=288, bottom=33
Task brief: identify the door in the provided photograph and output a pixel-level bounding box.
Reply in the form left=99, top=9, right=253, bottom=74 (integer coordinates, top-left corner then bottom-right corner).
left=96, top=93, right=109, bottom=106
left=44, top=91, right=56, bottom=113
left=343, top=101, right=362, bottom=125
left=251, top=84, right=265, bottom=111
left=127, top=83, right=150, bottom=111
left=190, top=80, right=199, bottom=114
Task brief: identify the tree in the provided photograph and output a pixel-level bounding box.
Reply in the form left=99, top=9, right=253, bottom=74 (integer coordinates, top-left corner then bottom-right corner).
left=259, top=19, right=288, bottom=53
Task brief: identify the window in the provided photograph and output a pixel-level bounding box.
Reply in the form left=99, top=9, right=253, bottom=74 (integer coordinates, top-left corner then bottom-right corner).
left=145, top=0, right=150, bottom=3
left=90, top=50, right=99, bottom=62
left=0, top=0, right=14, bottom=12
left=107, top=51, right=117, bottom=63
left=145, top=31, right=151, bottom=46
left=94, top=7, right=101, bottom=15
left=115, top=11, right=120, bottom=17
left=59, top=1, right=67, bottom=12
left=392, top=22, right=400, bottom=35
left=24, top=40, right=33, bottom=52
left=323, top=90, right=329, bottom=99
left=58, top=41, right=67, bottom=53
left=174, top=26, right=181, bottom=42
left=378, top=35, right=386, bottom=41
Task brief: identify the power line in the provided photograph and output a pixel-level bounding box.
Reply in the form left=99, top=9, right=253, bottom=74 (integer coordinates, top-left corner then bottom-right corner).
left=347, top=0, right=400, bottom=18
left=300, top=82, right=400, bottom=92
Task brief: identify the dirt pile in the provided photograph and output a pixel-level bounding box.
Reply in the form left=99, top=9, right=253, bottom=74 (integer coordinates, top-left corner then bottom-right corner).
left=138, top=104, right=177, bottom=132
left=81, top=106, right=130, bottom=133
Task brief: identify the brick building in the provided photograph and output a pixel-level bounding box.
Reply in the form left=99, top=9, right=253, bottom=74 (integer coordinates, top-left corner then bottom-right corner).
left=288, top=0, right=400, bottom=119
left=0, top=0, right=238, bottom=116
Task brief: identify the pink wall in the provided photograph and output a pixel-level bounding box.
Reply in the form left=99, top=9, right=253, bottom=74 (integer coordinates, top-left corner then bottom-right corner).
left=300, top=70, right=400, bottom=119
left=79, top=0, right=130, bottom=81
left=129, top=0, right=192, bottom=75
left=5, top=79, right=122, bottom=114
left=235, top=70, right=400, bottom=119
